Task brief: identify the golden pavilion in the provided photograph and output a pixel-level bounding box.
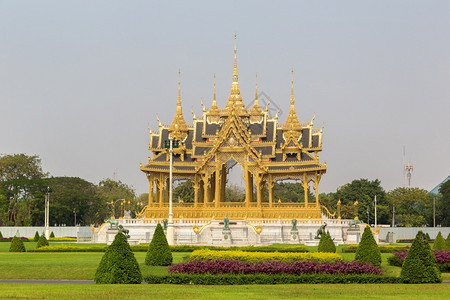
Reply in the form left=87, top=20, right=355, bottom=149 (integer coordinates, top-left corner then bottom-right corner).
left=138, top=35, right=327, bottom=220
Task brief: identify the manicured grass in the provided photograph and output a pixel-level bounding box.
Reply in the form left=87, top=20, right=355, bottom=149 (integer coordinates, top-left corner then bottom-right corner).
left=0, top=283, right=449, bottom=299
left=0, top=252, right=188, bottom=280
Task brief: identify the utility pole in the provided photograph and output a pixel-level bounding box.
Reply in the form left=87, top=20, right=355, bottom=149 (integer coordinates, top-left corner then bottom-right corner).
left=367, top=206, right=370, bottom=225
left=374, top=195, right=377, bottom=229
left=433, top=196, right=436, bottom=227
left=44, top=187, right=52, bottom=239
left=392, top=202, right=395, bottom=227
left=73, top=208, right=77, bottom=227
left=165, top=138, right=178, bottom=245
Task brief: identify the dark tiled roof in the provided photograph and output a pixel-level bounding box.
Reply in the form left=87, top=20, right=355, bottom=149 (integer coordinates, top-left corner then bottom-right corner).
left=185, top=130, right=193, bottom=149
left=268, top=164, right=319, bottom=171
left=300, top=128, right=309, bottom=147
left=275, top=129, right=284, bottom=148
left=301, top=152, right=313, bottom=161
left=205, top=123, right=221, bottom=135
left=194, top=146, right=211, bottom=156
left=254, top=146, right=272, bottom=155
left=249, top=122, right=263, bottom=135
left=312, top=135, right=319, bottom=148
left=161, top=129, right=169, bottom=145
left=151, top=135, right=159, bottom=148
left=263, top=121, right=274, bottom=142
left=195, top=122, right=205, bottom=142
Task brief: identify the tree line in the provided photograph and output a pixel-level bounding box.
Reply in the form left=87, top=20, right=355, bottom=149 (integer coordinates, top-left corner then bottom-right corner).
left=1, top=153, right=448, bottom=227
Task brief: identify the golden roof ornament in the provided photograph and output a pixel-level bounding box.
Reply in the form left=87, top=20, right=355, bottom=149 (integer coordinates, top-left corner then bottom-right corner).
left=169, top=70, right=188, bottom=140
left=282, top=68, right=302, bottom=131
left=250, top=73, right=262, bottom=115
left=208, top=74, right=220, bottom=115
left=222, top=33, right=248, bottom=116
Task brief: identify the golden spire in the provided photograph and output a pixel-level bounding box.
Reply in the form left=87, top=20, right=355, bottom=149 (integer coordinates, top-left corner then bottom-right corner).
left=222, top=33, right=248, bottom=116
left=282, top=68, right=301, bottom=131
left=209, top=73, right=220, bottom=115
left=250, top=73, right=262, bottom=115
left=170, top=69, right=188, bottom=139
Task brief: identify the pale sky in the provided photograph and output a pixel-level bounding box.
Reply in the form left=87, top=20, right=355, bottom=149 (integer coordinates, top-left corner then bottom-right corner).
left=1, top=1, right=449, bottom=196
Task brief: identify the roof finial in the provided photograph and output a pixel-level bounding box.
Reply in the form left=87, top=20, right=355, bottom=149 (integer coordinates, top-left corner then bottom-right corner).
left=177, top=69, right=181, bottom=105
left=255, top=73, right=258, bottom=101
left=213, top=73, right=216, bottom=102
left=233, top=33, right=238, bottom=81
left=290, top=68, right=294, bottom=105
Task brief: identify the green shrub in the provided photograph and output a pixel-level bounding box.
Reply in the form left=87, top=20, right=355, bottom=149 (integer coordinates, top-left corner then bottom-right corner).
left=50, top=231, right=55, bottom=238
left=0, top=231, right=3, bottom=238
left=433, top=231, right=445, bottom=250
left=36, top=234, right=49, bottom=249
left=387, top=255, right=403, bottom=267
left=9, top=236, right=26, bottom=252
left=144, top=273, right=401, bottom=285
left=342, top=244, right=409, bottom=253
left=401, top=231, right=441, bottom=283
left=355, top=226, right=381, bottom=266
left=94, top=232, right=142, bottom=284
left=33, top=231, right=40, bottom=242
left=145, top=223, right=173, bottom=266
left=318, top=231, right=336, bottom=253
left=425, top=232, right=431, bottom=241
left=445, top=233, right=450, bottom=251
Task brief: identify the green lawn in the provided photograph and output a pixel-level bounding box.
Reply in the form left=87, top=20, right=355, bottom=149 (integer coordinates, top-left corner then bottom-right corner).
left=0, top=283, right=449, bottom=300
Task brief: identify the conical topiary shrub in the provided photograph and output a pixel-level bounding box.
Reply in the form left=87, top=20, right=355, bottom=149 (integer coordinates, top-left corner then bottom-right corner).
left=9, top=236, right=26, bottom=252
left=33, top=231, right=40, bottom=242
left=318, top=231, right=336, bottom=253
left=0, top=231, right=3, bottom=238
left=401, top=231, right=441, bottom=283
left=425, top=232, right=431, bottom=241
left=445, top=233, right=450, bottom=251
left=94, top=232, right=142, bottom=284
left=36, top=233, right=49, bottom=249
left=50, top=231, right=55, bottom=238
left=355, top=226, right=381, bottom=266
left=145, top=223, right=173, bottom=266
left=433, top=231, right=445, bottom=250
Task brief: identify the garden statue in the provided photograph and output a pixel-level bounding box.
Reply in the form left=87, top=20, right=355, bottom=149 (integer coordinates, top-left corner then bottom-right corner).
left=223, top=216, right=230, bottom=231
left=106, top=219, right=119, bottom=230
left=349, top=219, right=363, bottom=229
left=291, top=219, right=298, bottom=231
left=163, top=218, right=168, bottom=230
left=315, top=222, right=327, bottom=239
left=118, top=225, right=130, bottom=239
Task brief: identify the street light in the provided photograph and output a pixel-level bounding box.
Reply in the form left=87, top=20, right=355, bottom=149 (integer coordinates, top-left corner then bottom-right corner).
left=109, top=199, right=125, bottom=219
left=44, top=186, right=53, bottom=239
left=164, top=137, right=179, bottom=245
left=73, top=208, right=77, bottom=227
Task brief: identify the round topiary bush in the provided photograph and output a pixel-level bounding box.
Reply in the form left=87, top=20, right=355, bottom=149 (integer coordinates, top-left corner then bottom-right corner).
left=401, top=231, right=441, bottom=283
left=94, top=232, right=142, bottom=284
left=318, top=231, right=336, bottom=253
left=445, top=233, right=450, bottom=251
left=145, top=223, right=173, bottom=266
left=433, top=231, right=445, bottom=250
left=36, top=234, right=49, bottom=249
left=33, top=231, right=40, bottom=242
left=355, top=226, right=381, bottom=266
left=9, top=236, right=26, bottom=252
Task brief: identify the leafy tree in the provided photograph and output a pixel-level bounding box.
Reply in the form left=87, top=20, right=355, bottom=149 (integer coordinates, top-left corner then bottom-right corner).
left=433, top=231, right=445, bottom=250
left=330, top=179, right=389, bottom=223
left=36, top=233, right=49, bottom=249
left=94, top=232, right=142, bottom=284
left=318, top=231, right=336, bottom=253
left=33, top=231, right=40, bottom=242
left=273, top=182, right=314, bottom=204
left=0, top=154, right=47, bottom=226
left=97, top=179, right=136, bottom=219
left=355, top=226, right=381, bottom=266
left=401, top=231, right=441, bottom=283
left=173, top=181, right=194, bottom=203
left=437, top=180, right=450, bottom=226
left=43, top=177, right=103, bottom=226
left=387, top=187, right=433, bottom=227
left=145, top=223, right=172, bottom=266
left=226, top=184, right=245, bottom=202
left=445, top=233, right=450, bottom=251
left=9, top=236, right=26, bottom=252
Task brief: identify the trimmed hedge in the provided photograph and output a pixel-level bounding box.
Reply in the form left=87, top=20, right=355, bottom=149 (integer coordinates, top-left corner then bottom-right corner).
left=94, top=232, right=142, bottom=284
left=342, top=244, right=410, bottom=253
left=318, top=231, right=336, bottom=253
left=0, top=237, right=29, bottom=243
left=36, top=234, right=49, bottom=249
left=397, top=238, right=434, bottom=243
left=433, top=231, right=445, bottom=250
left=355, top=226, right=381, bottom=266
left=145, top=223, right=173, bottom=266
left=169, top=259, right=383, bottom=275
left=33, top=231, right=40, bottom=242
left=446, top=233, right=450, bottom=251
left=388, top=250, right=450, bottom=272
left=9, top=236, right=26, bottom=252
left=401, top=231, right=441, bottom=283
left=189, top=249, right=342, bottom=263
left=144, top=273, right=401, bottom=284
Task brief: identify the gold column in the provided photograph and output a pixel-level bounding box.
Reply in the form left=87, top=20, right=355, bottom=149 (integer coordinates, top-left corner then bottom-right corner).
left=203, top=176, right=210, bottom=206
left=249, top=173, right=254, bottom=203
left=148, top=178, right=154, bottom=205
left=159, top=179, right=164, bottom=208
left=314, top=172, right=322, bottom=207
left=256, top=174, right=262, bottom=208
left=165, top=177, right=170, bottom=203
left=244, top=162, right=251, bottom=207
left=302, top=173, right=309, bottom=208
left=268, top=175, right=274, bottom=208
left=221, top=165, right=226, bottom=202
left=215, top=162, right=221, bottom=208
left=194, top=175, right=199, bottom=208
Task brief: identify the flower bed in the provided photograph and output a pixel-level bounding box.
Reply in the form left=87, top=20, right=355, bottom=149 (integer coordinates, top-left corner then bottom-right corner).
left=189, top=249, right=341, bottom=263
left=0, top=237, right=30, bottom=242
left=388, top=250, right=450, bottom=272
left=169, top=259, right=383, bottom=275
left=342, top=244, right=409, bottom=253
left=396, top=238, right=434, bottom=243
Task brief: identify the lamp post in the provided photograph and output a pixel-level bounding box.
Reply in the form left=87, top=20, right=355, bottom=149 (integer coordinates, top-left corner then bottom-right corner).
left=374, top=195, right=377, bottom=229
left=110, top=199, right=125, bottom=219
left=164, top=138, right=179, bottom=245
left=44, top=187, right=53, bottom=239
left=73, top=208, right=77, bottom=227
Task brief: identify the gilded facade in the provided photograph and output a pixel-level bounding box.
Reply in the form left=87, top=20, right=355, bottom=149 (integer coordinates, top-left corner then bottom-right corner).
left=139, top=35, right=328, bottom=220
